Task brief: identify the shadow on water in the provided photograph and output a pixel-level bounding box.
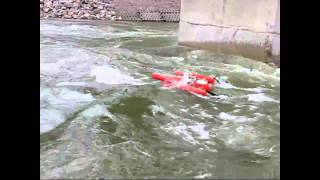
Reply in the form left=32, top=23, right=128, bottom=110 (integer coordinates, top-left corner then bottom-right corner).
left=108, top=96, right=161, bottom=144
left=109, top=96, right=155, bottom=125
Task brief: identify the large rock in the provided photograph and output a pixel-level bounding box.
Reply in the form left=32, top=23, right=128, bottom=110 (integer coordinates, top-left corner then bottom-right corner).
left=53, top=4, right=62, bottom=9
left=73, top=2, right=80, bottom=8
left=92, top=8, right=100, bottom=15
left=83, top=13, right=91, bottom=18
left=68, top=11, right=74, bottom=16
left=44, top=2, right=52, bottom=7
left=65, top=2, right=73, bottom=8
left=43, top=8, right=50, bottom=13
left=64, top=15, right=72, bottom=19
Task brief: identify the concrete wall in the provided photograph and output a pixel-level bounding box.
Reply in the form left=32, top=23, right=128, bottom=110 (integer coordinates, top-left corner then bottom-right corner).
left=178, top=0, right=280, bottom=63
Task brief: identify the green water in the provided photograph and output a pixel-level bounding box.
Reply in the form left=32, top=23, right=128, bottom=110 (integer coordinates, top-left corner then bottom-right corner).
left=40, top=19, right=280, bottom=179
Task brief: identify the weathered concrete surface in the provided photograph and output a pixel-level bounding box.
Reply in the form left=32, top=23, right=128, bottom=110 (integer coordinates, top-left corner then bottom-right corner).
left=178, top=0, right=280, bottom=64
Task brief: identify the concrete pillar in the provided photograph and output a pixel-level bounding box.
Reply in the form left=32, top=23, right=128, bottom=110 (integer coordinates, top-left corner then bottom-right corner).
left=178, top=0, right=280, bottom=64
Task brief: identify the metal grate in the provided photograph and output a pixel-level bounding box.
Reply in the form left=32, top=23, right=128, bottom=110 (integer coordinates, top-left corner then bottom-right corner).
left=112, top=0, right=180, bottom=22
left=116, top=9, right=180, bottom=22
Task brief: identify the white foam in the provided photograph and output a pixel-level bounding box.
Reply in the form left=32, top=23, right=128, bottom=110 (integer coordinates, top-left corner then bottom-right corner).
left=56, top=82, right=87, bottom=87
left=245, top=87, right=268, bottom=93
left=194, top=173, right=212, bottom=178
left=219, top=112, right=248, bottom=123
left=213, top=95, right=229, bottom=100
left=180, top=108, right=188, bottom=113
left=215, top=79, right=269, bottom=94
left=176, top=70, right=190, bottom=88
left=216, top=125, right=262, bottom=152
left=40, top=109, right=65, bottom=134
left=150, top=105, right=165, bottom=115
left=40, top=23, right=107, bottom=38
left=215, top=80, right=237, bottom=89
left=40, top=88, right=95, bottom=134
left=163, top=122, right=211, bottom=144
left=230, top=65, right=280, bottom=81
left=191, top=104, right=200, bottom=108
left=40, top=88, right=94, bottom=111
left=199, top=111, right=214, bottom=119
left=249, top=105, right=258, bottom=111
left=170, top=124, right=197, bottom=144
left=91, top=65, right=144, bottom=85
left=233, top=109, right=241, bottom=113
left=189, top=124, right=210, bottom=140
left=81, top=104, right=109, bottom=120
left=247, top=93, right=278, bottom=103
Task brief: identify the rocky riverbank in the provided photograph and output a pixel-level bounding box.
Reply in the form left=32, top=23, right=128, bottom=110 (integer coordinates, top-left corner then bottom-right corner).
left=40, top=0, right=120, bottom=20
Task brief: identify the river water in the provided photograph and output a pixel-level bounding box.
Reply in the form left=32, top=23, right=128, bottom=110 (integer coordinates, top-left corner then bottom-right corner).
left=40, top=19, right=280, bottom=179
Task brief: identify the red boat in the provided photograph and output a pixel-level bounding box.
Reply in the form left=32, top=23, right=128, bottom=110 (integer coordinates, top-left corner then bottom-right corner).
left=152, top=71, right=216, bottom=96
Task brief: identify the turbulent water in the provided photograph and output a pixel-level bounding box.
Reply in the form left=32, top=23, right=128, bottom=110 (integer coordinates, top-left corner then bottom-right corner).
left=40, top=19, right=280, bottom=179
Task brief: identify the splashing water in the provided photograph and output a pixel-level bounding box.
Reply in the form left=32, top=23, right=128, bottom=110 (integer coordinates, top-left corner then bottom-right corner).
left=176, top=70, right=190, bottom=88
left=161, top=70, right=191, bottom=89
